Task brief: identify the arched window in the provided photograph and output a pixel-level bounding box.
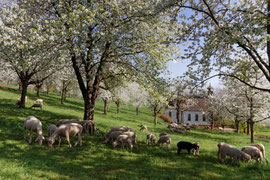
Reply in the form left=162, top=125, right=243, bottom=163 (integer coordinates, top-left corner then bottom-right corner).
left=188, top=114, right=191, bottom=121
left=195, top=114, right=198, bottom=121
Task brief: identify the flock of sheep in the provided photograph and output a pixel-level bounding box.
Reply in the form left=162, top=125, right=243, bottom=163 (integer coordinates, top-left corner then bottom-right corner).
left=23, top=115, right=268, bottom=166
left=24, top=116, right=94, bottom=147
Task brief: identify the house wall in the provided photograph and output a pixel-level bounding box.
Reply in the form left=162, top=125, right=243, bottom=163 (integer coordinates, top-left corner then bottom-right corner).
left=165, top=109, right=210, bottom=125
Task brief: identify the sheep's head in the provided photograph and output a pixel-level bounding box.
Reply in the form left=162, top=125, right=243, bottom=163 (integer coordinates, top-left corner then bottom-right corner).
left=112, top=141, right=118, bottom=148
left=48, top=137, right=55, bottom=147
left=35, top=135, right=45, bottom=145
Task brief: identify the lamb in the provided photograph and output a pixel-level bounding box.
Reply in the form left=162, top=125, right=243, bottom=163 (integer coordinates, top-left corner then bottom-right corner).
left=157, top=135, right=171, bottom=149
left=48, top=123, right=83, bottom=147
left=241, top=146, right=263, bottom=164
left=177, top=141, right=200, bottom=155
left=159, top=131, right=168, bottom=137
left=112, top=134, right=133, bottom=149
left=146, top=133, right=156, bottom=145
left=218, top=143, right=251, bottom=164
left=104, top=130, right=123, bottom=144
left=31, top=103, right=42, bottom=110
left=193, top=142, right=200, bottom=155
left=34, top=99, right=43, bottom=104
left=140, top=125, right=147, bottom=131
left=24, top=116, right=45, bottom=145
left=250, top=143, right=267, bottom=161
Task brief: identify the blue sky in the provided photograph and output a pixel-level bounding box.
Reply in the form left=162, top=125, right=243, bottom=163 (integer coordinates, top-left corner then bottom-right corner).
left=167, top=60, right=221, bottom=88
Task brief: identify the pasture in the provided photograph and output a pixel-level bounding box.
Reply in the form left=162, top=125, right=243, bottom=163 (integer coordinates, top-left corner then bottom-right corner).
left=0, top=87, right=269, bottom=179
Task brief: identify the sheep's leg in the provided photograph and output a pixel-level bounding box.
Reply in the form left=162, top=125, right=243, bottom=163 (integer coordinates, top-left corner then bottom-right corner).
left=29, top=129, right=33, bottom=144
left=74, top=133, right=82, bottom=146
left=24, top=128, right=27, bottom=140
left=66, top=133, right=71, bottom=147
left=177, top=148, right=181, bottom=154
left=58, top=138, right=62, bottom=147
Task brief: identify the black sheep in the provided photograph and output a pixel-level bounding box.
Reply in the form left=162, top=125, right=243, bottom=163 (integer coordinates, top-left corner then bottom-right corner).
left=177, top=141, right=199, bottom=155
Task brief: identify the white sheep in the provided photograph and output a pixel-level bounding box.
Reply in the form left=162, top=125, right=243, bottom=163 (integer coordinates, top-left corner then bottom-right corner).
left=104, top=130, right=123, bottom=144
left=48, top=123, right=83, bottom=147
left=123, top=131, right=137, bottom=144
left=140, top=125, right=147, bottom=131
left=112, top=134, right=133, bottom=149
left=157, top=135, right=171, bottom=149
left=35, top=99, right=43, bottom=104
left=218, top=143, right=251, bottom=165
left=241, top=146, right=263, bottom=164
left=111, top=126, right=132, bottom=132
left=159, top=131, right=168, bottom=137
left=146, top=133, right=156, bottom=145
left=48, top=124, right=58, bottom=137
left=251, top=143, right=267, bottom=161
left=56, top=119, right=95, bottom=134
left=24, top=116, right=45, bottom=145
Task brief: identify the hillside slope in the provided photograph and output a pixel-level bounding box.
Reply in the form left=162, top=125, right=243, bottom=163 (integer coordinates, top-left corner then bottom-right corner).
left=0, top=87, right=269, bottom=179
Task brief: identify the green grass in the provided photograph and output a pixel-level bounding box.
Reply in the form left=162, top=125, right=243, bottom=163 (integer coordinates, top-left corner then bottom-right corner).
left=0, top=86, right=270, bottom=179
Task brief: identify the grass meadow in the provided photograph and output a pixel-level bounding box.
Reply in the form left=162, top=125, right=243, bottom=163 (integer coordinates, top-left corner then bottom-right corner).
left=0, top=86, right=270, bottom=179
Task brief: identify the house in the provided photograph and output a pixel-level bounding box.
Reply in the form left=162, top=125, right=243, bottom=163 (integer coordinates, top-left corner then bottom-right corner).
left=165, top=86, right=213, bottom=126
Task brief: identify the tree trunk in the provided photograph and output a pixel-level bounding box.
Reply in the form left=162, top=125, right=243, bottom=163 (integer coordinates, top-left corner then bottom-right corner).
left=235, top=120, right=239, bottom=133
left=104, top=98, right=107, bottom=115
left=18, top=79, right=22, bottom=91
left=36, top=83, right=43, bottom=97
left=211, top=112, right=214, bottom=130
left=83, top=97, right=95, bottom=120
left=176, top=108, right=180, bottom=123
left=246, top=120, right=250, bottom=135
left=115, top=100, right=120, bottom=114
left=61, top=88, right=67, bottom=104
left=19, top=80, right=28, bottom=108
left=136, top=107, right=139, bottom=115
left=154, top=113, right=158, bottom=125
left=180, top=111, right=184, bottom=124
left=250, top=121, right=254, bottom=143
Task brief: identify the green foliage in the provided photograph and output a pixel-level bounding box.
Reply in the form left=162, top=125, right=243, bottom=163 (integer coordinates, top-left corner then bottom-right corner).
left=0, top=87, right=270, bottom=179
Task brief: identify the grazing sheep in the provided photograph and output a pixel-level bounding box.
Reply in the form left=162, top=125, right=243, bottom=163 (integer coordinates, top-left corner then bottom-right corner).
left=177, top=141, right=200, bottom=155
left=251, top=144, right=266, bottom=161
left=56, top=119, right=95, bottom=134
left=35, top=99, right=43, bottom=104
left=48, top=124, right=58, bottom=137
left=157, top=135, right=171, bottom=149
left=24, top=116, right=45, bottom=145
left=170, top=128, right=184, bottom=134
left=140, top=125, right=147, bottom=131
left=146, top=133, right=156, bottom=145
left=159, top=131, right=168, bottom=137
left=112, top=134, right=133, bottom=149
left=241, top=146, right=263, bottom=164
left=31, top=103, right=42, bottom=110
left=193, top=142, right=200, bottom=155
left=218, top=143, right=251, bottom=164
left=48, top=123, right=83, bottom=147
left=217, top=142, right=226, bottom=159
left=110, top=126, right=132, bottom=132
left=123, top=131, right=137, bottom=144
left=104, top=130, right=123, bottom=144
